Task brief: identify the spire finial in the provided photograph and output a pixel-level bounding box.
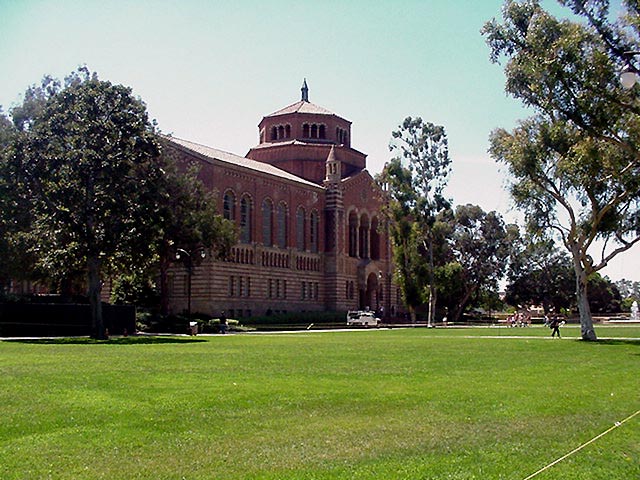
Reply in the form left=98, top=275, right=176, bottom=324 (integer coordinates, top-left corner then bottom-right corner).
left=301, top=78, right=309, bottom=102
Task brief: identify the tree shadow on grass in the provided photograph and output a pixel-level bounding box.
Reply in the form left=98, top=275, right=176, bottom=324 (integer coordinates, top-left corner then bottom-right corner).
left=3, top=336, right=207, bottom=345
left=586, top=338, right=640, bottom=348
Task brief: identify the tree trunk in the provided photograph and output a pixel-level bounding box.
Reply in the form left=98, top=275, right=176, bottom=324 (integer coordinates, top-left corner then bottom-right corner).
left=427, top=284, right=436, bottom=327
left=426, top=236, right=436, bottom=327
left=88, top=255, right=105, bottom=339
left=159, top=253, right=171, bottom=316
left=572, top=250, right=597, bottom=341
left=452, top=286, right=475, bottom=323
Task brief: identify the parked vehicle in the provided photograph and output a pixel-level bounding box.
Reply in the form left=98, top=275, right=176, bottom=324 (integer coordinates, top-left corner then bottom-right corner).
left=347, top=310, right=380, bottom=327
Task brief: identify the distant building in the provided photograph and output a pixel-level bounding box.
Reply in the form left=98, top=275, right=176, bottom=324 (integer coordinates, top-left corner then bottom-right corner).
left=166, top=81, right=401, bottom=318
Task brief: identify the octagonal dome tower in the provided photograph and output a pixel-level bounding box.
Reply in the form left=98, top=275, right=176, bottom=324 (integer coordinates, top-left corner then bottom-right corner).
left=246, top=80, right=367, bottom=185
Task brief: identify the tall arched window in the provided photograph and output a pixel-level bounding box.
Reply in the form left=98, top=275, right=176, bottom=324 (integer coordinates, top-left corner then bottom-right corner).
left=285, top=125, right=291, bottom=138
left=311, top=124, right=318, bottom=138
left=310, top=210, right=319, bottom=253
left=278, top=125, right=284, bottom=139
left=296, top=207, right=306, bottom=251
left=262, top=199, right=273, bottom=247
left=303, top=124, right=310, bottom=137
left=270, top=126, right=277, bottom=141
left=223, top=191, right=236, bottom=221
left=277, top=202, right=287, bottom=249
left=359, top=214, right=370, bottom=259
left=348, top=211, right=358, bottom=257
left=240, top=195, right=252, bottom=243
left=370, top=216, right=380, bottom=260
left=319, top=125, right=326, bottom=139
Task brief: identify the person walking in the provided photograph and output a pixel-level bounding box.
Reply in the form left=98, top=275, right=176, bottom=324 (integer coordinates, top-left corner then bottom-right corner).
left=550, top=316, right=561, bottom=338
left=219, top=311, right=227, bottom=334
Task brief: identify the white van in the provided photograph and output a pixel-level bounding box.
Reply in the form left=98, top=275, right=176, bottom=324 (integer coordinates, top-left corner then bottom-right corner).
left=347, top=311, right=380, bottom=327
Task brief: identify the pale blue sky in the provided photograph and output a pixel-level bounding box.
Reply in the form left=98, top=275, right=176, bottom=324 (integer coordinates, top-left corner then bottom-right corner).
left=1, top=0, right=637, bottom=281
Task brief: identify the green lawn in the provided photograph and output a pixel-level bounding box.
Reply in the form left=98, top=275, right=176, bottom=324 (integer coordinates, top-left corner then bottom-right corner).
left=1, top=326, right=638, bottom=479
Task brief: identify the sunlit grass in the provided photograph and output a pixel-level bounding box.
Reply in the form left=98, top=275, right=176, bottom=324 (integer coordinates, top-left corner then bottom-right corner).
left=1, top=326, right=638, bottom=479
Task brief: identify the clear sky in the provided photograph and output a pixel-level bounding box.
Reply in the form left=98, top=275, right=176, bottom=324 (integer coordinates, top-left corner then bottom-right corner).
left=1, top=0, right=637, bottom=282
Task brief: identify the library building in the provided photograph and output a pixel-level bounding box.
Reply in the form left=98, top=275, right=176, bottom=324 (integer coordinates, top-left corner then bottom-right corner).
left=166, top=81, right=401, bottom=319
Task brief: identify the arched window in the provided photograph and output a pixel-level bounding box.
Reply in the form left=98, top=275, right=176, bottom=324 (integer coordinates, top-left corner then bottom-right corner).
left=276, top=202, right=287, bottom=249
left=296, top=207, right=306, bottom=251
left=285, top=125, right=291, bottom=138
left=310, top=210, right=319, bottom=253
left=336, top=127, right=348, bottom=145
left=348, top=211, right=358, bottom=257
left=303, top=124, right=310, bottom=137
left=270, top=126, right=277, bottom=141
left=311, top=124, right=318, bottom=138
left=223, top=191, right=236, bottom=221
left=359, top=214, right=370, bottom=259
left=319, top=125, right=326, bottom=139
left=262, top=199, right=273, bottom=247
left=240, top=195, right=252, bottom=243
left=278, top=125, right=285, bottom=139
left=370, top=216, right=381, bottom=260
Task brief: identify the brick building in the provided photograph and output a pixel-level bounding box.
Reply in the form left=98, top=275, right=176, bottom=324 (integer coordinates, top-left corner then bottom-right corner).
left=166, top=81, right=400, bottom=319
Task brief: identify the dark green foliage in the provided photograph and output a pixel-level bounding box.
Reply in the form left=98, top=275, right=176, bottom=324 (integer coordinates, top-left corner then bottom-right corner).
left=3, top=68, right=162, bottom=338
left=505, top=237, right=575, bottom=313
left=153, top=141, right=237, bottom=314
left=1, top=69, right=237, bottom=335
left=110, top=272, right=160, bottom=309
left=588, top=273, right=622, bottom=313
left=437, top=205, right=512, bottom=322
left=506, top=237, right=623, bottom=314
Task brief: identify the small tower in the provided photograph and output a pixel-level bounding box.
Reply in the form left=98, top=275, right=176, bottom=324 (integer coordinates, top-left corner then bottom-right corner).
left=324, top=145, right=341, bottom=184
left=301, top=78, right=309, bottom=102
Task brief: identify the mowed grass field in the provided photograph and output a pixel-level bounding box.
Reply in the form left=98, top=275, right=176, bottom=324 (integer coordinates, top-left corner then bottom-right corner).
left=1, top=326, right=638, bottom=479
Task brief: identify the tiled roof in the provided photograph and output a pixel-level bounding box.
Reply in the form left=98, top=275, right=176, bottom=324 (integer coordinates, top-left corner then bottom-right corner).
left=249, top=139, right=334, bottom=149
left=165, top=136, right=322, bottom=189
left=267, top=100, right=335, bottom=117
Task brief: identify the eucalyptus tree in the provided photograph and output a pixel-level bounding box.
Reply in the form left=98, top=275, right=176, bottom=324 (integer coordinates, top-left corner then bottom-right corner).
left=380, top=117, right=451, bottom=325
left=483, top=0, right=640, bottom=340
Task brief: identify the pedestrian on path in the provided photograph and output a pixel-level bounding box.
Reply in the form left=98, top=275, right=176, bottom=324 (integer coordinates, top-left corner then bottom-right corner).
left=219, top=311, right=227, bottom=334
left=550, top=316, right=561, bottom=338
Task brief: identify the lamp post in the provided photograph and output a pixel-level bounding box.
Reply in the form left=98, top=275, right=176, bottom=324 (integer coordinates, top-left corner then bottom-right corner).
left=176, top=247, right=206, bottom=318
left=620, top=51, right=640, bottom=89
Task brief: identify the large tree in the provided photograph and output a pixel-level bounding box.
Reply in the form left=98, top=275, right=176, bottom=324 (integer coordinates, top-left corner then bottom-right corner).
left=379, top=117, right=451, bottom=325
left=483, top=0, right=640, bottom=340
left=6, top=69, right=163, bottom=338
left=108, top=151, right=237, bottom=316
left=441, top=205, right=513, bottom=323
left=0, top=108, right=17, bottom=292
left=0, top=108, right=37, bottom=294
left=506, top=236, right=576, bottom=314
left=153, top=141, right=236, bottom=315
